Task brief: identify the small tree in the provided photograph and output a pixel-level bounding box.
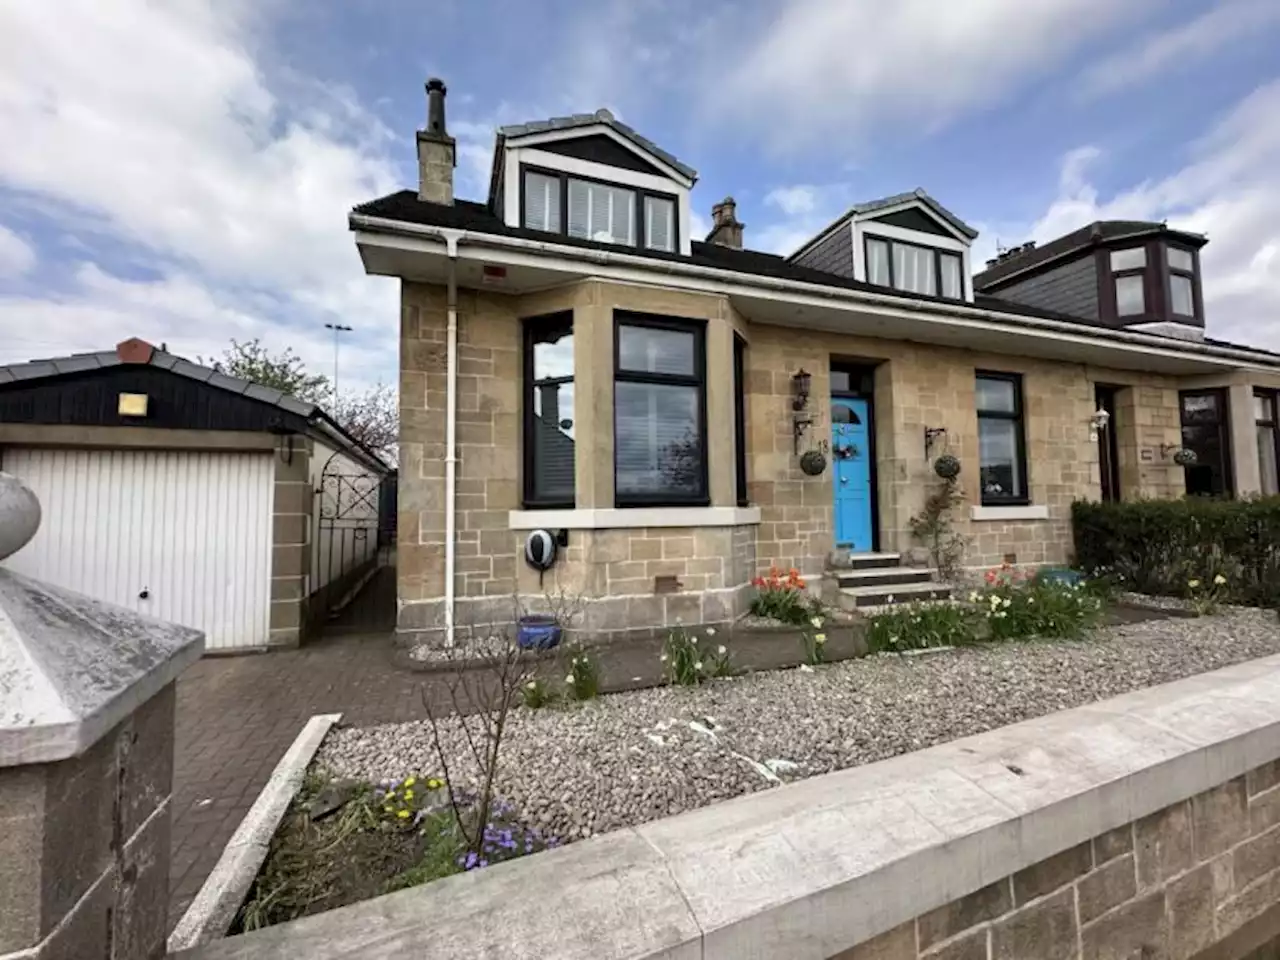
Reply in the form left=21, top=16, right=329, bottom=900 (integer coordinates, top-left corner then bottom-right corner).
left=331, top=384, right=398, bottom=462
left=201, top=338, right=332, bottom=405
left=909, top=475, right=968, bottom=580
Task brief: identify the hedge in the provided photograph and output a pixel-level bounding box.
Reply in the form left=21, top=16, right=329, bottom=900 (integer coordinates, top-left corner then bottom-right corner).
left=1072, top=497, right=1280, bottom=607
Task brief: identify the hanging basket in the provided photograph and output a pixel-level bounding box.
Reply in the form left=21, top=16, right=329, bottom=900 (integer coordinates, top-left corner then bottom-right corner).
left=799, top=450, right=828, bottom=476
left=1173, top=448, right=1198, bottom=467
left=933, top=454, right=962, bottom=480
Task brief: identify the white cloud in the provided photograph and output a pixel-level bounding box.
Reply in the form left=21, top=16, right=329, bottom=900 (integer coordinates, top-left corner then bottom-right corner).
left=0, top=225, right=35, bottom=278
left=710, top=0, right=1151, bottom=148
left=1078, top=0, right=1280, bottom=99
left=1023, top=81, right=1280, bottom=350
left=0, top=0, right=400, bottom=389
left=765, top=186, right=818, bottom=217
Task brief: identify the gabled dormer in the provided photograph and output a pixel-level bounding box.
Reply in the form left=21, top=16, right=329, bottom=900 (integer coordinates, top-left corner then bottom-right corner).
left=789, top=189, right=980, bottom=302
left=486, top=109, right=698, bottom=256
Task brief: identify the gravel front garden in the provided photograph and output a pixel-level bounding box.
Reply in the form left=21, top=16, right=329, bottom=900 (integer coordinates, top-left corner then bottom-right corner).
left=319, top=605, right=1280, bottom=843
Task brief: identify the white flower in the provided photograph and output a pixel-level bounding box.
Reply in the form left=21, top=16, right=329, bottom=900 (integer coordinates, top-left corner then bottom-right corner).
left=810, top=616, right=823, bottom=628
left=660, top=654, right=668, bottom=662
left=690, top=636, right=698, bottom=644
left=995, top=611, right=1006, bottom=619
left=526, top=681, right=538, bottom=690
left=718, top=645, right=727, bottom=655
left=705, top=627, right=717, bottom=637
left=886, top=594, right=895, bottom=603
left=1213, top=574, right=1227, bottom=586
left=1028, top=597, right=1035, bottom=605
left=815, top=633, right=826, bottom=644
left=968, top=591, right=980, bottom=603
left=694, top=661, right=703, bottom=671
left=1002, top=597, right=1012, bottom=608
left=565, top=674, right=575, bottom=684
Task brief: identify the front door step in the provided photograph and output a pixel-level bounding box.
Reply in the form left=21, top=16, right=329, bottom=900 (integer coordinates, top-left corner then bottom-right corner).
left=828, top=550, right=901, bottom=571
left=838, top=581, right=955, bottom=610
left=834, top=566, right=934, bottom=590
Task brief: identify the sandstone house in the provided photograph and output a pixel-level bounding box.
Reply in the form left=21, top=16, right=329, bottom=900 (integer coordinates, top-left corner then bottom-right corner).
left=349, top=79, right=1280, bottom=645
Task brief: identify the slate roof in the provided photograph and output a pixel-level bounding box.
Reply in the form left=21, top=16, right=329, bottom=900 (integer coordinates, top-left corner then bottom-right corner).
left=975, top=220, right=1209, bottom=288
left=788, top=189, right=980, bottom=262
left=496, top=109, right=697, bottom=181
left=351, top=191, right=1280, bottom=365
left=0, top=343, right=390, bottom=469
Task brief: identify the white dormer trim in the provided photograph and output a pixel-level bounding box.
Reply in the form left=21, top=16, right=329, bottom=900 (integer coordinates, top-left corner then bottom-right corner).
left=502, top=123, right=695, bottom=189
left=849, top=203, right=975, bottom=302
left=502, top=144, right=693, bottom=256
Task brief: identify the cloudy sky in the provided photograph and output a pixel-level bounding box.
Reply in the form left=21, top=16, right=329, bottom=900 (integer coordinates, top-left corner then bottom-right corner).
left=2, top=0, right=1279, bottom=393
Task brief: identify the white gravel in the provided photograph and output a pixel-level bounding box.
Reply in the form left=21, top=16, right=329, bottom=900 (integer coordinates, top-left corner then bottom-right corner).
left=318, top=607, right=1280, bottom=843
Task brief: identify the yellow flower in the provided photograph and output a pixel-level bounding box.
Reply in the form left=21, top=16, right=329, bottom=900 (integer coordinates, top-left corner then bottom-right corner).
left=427, top=778, right=443, bottom=790
left=814, top=633, right=826, bottom=644
left=404, top=776, right=416, bottom=788
left=404, top=790, right=414, bottom=801
left=397, top=809, right=410, bottom=819
left=1188, top=579, right=1201, bottom=588
left=384, top=805, right=394, bottom=813
left=1213, top=574, right=1227, bottom=586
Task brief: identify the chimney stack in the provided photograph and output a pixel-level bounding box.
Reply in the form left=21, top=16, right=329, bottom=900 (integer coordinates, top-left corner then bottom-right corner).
left=705, top=196, right=744, bottom=250
left=417, top=78, right=456, bottom=206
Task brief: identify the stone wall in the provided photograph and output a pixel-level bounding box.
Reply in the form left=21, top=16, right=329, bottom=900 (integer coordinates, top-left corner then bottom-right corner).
left=834, top=759, right=1280, bottom=959
left=397, top=275, right=1194, bottom=640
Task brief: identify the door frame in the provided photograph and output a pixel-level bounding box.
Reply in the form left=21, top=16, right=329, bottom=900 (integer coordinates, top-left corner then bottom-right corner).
left=830, top=363, right=880, bottom=552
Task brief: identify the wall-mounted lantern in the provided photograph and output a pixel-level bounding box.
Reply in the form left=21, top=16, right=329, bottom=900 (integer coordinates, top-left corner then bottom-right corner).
left=792, top=368, right=814, bottom=455
left=1089, top=407, right=1111, bottom=442
left=791, top=369, right=812, bottom=412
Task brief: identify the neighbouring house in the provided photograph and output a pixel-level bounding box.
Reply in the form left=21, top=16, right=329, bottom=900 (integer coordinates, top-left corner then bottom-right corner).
left=0, top=338, right=391, bottom=652
left=350, top=78, right=1280, bottom=646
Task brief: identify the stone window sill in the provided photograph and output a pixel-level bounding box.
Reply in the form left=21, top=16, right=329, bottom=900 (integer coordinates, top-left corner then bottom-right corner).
left=508, top=506, right=761, bottom=530
left=970, top=504, right=1050, bottom=522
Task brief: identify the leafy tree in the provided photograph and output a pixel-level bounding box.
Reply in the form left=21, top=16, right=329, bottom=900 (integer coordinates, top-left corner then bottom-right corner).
left=201, top=338, right=332, bottom=405
left=202, top=338, right=398, bottom=463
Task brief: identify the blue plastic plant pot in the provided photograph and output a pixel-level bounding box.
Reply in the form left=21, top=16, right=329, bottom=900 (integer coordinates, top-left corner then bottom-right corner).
left=1036, top=567, right=1084, bottom=588
left=516, top=615, right=562, bottom=650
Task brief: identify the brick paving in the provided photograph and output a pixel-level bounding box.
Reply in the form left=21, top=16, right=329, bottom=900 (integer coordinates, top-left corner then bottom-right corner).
left=169, top=628, right=432, bottom=929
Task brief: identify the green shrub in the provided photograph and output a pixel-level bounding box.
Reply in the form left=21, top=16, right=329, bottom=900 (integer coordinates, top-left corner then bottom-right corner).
left=563, top=647, right=600, bottom=701
left=866, top=603, right=979, bottom=653
left=1072, top=497, right=1280, bottom=606
left=973, top=564, right=1104, bottom=640
left=521, top=678, right=555, bottom=709
left=662, top=625, right=729, bottom=685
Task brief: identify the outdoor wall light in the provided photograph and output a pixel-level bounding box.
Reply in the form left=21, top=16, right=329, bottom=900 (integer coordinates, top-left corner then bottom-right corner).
left=1089, top=407, right=1111, bottom=442
left=791, top=369, right=812, bottom=412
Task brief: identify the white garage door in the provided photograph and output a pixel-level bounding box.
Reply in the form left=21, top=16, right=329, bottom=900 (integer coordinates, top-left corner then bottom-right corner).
left=2, top=448, right=274, bottom=651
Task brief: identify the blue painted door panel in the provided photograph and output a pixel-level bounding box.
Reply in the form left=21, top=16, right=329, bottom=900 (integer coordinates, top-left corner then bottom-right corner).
left=832, top=398, right=873, bottom=550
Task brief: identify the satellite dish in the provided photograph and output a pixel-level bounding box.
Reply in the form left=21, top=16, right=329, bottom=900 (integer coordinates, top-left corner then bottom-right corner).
left=524, top=529, right=558, bottom=571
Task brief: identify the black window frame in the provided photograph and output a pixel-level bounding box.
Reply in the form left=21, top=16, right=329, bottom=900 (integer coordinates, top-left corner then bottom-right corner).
left=1179, top=388, right=1234, bottom=498
left=862, top=235, right=963, bottom=298
left=1256, top=388, right=1280, bottom=497
left=733, top=333, right=749, bottom=508
left=521, top=311, right=576, bottom=509
left=1166, top=245, right=1197, bottom=319
left=976, top=370, right=1030, bottom=507
left=519, top=163, right=680, bottom=253
left=613, top=311, right=709, bottom=508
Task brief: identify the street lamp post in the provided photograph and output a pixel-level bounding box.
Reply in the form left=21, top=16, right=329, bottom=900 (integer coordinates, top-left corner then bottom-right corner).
left=324, top=323, right=353, bottom=399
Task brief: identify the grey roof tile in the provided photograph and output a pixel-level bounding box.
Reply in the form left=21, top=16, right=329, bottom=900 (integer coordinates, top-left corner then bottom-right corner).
left=150, top=351, right=180, bottom=370
left=498, top=109, right=696, bottom=180
left=849, top=189, right=979, bottom=239
left=170, top=359, right=215, bottom=383
left=244, top=383, right=286, bottom=405
left=0, top=370, right=13, bottom=384
left=7, top=361, right=57, bottom=381
left=276, top=394, right=314, bottom=416
left=50, top=355, right=107, bottom=375
left=206, top=371, right=251, bottom=395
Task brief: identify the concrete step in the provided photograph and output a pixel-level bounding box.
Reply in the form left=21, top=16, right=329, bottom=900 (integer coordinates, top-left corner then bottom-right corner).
left=834, top=566, right=935, bottom=590
left=827, top=551, right=902, bottom=571
left=838, top=581, right=955, bottom=610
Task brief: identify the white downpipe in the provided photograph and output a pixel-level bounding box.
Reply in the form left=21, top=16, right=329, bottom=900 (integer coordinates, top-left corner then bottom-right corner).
left=444, top=233, right=460, bottom=647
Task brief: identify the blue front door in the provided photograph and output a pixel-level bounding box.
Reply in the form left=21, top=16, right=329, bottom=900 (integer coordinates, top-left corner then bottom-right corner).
left=832, top=398, right=873, bottom=551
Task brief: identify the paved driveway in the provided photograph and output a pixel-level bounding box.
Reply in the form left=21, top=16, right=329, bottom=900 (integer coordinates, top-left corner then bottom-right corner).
left=170, top=631, right=430, bottom=928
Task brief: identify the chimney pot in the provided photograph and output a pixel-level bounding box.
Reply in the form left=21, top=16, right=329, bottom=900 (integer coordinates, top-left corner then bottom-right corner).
left=417, top=77, right=456, bottom=206
left=705, top=196, right=744, bottom=250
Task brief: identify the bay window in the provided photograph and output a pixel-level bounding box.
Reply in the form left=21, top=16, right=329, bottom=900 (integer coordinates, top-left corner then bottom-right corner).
left=614, top=313, right=707, bottom=506
left=864, top=236, right=964, bottom=298
left=976, top=372, right=1029, bottom=505
left=521, top=167, right=678, bottom=252
left=523, top=313, right=575, bottom=507
left=1257, top=390, right=1279, bottom=497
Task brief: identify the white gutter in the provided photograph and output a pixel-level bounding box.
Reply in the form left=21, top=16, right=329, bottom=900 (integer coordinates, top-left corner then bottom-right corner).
left=350, top=213, right=1280, bottom=371
left=443, top=231, right=460, bottom=648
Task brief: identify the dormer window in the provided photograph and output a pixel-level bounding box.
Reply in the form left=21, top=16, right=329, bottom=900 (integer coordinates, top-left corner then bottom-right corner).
left=520, top=167, right=678, bottom=253
left=1110, top=247, right=1147, bottom=316
left=1168, top=247, right=1195, bottom=317
left=865, top=237, right=964, bottom=298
